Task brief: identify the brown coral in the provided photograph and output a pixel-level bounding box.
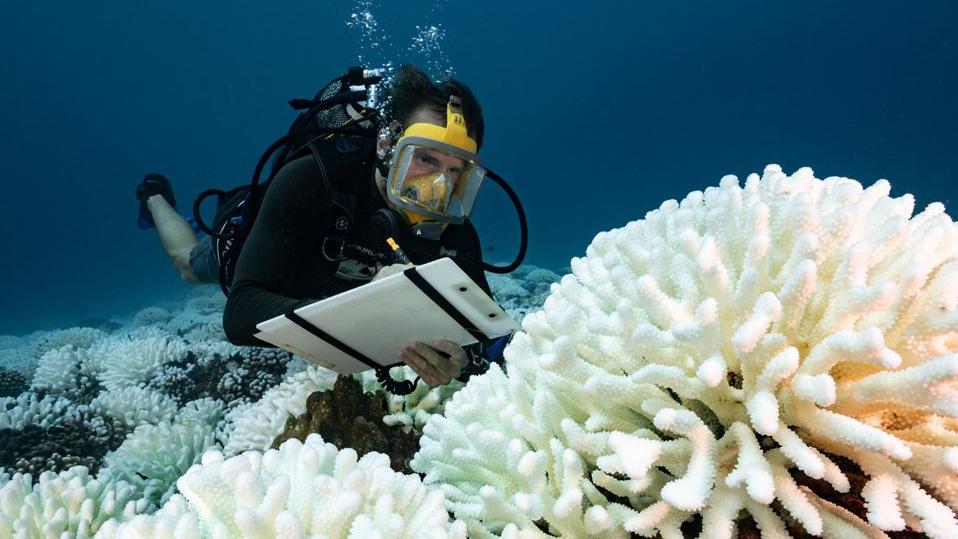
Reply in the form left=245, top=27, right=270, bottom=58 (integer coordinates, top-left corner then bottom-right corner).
left=271, top=375, right=421, bottom=473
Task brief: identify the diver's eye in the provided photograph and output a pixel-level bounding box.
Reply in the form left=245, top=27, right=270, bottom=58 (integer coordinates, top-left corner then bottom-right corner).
left=416, top=153, right=440, bottom=168
left=402, top=186, right=419, bottom=201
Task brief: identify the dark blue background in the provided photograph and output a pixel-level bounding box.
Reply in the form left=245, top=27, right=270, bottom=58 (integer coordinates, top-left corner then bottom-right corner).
left=1, top=1, right=955, bottom=334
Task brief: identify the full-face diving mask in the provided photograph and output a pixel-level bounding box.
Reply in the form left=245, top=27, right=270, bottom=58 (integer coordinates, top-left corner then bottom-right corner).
left=385, top=96, right=486, bottom=238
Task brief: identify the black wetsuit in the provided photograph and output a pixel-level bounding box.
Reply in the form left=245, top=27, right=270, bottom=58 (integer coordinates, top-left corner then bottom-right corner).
left=222, top=136, right=493, bottom=349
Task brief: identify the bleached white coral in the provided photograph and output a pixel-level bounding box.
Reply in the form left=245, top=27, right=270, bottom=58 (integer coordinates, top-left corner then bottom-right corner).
left=168, top=311, right=226, bottom=344
left=101, top=399, right=225, bottom=508
left=32, top=327, right=109, bottom=356
left=96, top=434, right=466, bottom=538
left=30, top=344, right=88, bottom=397
left=91, top=386, right=178, bottom=428
left=0, top=465, right=148, bottom=538
left=358, top=366, right=463, bottom=430
left=184, top=288, right=227, bottom=313
left=220, top=365, right=337, bottom=455
left=87, top=330, right=188, bottom=391
left=0, top=391, right=83, bottom=430
left=413, top=165, right=958, bottom=537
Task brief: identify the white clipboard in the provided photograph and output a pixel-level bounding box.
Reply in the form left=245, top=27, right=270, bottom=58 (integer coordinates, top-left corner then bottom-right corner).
left=254, top=257, right=519, bottom=374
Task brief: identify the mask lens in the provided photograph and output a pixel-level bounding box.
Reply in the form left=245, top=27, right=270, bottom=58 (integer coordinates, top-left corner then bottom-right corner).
left=386, top=142, right=486, bottom=224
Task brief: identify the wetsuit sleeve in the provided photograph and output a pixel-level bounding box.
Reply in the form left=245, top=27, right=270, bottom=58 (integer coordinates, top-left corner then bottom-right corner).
left=222, top=156, right=334, bottom=346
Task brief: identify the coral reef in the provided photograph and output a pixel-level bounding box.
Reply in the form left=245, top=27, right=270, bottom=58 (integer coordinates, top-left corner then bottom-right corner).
left=0, top=465, right=148, bottom=538
left=413, top=166, right=958, bottom=537
left=360, top=366, right=465, bottom=430
left=148, top=343, right=292, bottom=406
left=101, top=398, right=225, bottom=508
left=0, top=391, right=83, bottom=430
left=272, top=375, right=422, bottom=474
left=88, top=330, right=189, bottom=391
left=133, top=306, right=172, bottom=327
left=0, top=218, right=581, bottom=538
left=489, top=265, right=562, bottom=323
left=0, top=413, right=129, bottom=476
left=91, top=386, right=179, bottom=429
left=31, top=344, right=102, bottom=403
left=219, top=365, right=338, bottom=456
left=0, top=367, right=27, bottom=398
left=96, top=434, right=466, bottom=538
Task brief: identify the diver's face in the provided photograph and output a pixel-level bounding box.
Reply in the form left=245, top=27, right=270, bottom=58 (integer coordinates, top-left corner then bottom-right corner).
left=406, top=146, right=466, bottom=178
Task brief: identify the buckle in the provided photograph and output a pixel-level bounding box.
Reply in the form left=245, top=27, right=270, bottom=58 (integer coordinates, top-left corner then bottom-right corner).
left=322, top=236, right=346, bottom=261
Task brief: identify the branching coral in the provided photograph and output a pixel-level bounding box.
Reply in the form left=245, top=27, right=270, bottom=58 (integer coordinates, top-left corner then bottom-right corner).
left=0, top=465, right=148, bottom=538
left=413, top=166, right=958, bottom=538
left=0, top=391, right=83, bottom=430
left=101, top=398, right=225, bottom=508
left=91, top=386, right=179, bottom=429
left=96, top=434, right=466, bottom=538
left=1, top=412, right=129, bottom=476
left=90, top=330, right=188, bottom=391
left=31, top=344, right=102, bottom=403
left=0, top=368, right=27, bottom=398
left=148, top=343, right=292, bottom=407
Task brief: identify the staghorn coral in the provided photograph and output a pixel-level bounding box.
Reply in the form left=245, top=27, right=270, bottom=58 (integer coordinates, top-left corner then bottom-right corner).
left=0, top=465, right=148, bottom=538
left=96, top=434, right=466, bottom=538
left=412, top=166, right=958, bottom=538
left=272, top=375, right=422, bottom=474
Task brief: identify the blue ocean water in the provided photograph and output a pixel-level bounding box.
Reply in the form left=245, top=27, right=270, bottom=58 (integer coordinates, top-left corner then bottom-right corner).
left=0, top=0, right=955, bottom=335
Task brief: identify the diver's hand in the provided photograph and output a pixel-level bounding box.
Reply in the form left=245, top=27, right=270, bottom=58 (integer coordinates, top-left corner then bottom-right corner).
left=399, top=339, right=468, bottom=387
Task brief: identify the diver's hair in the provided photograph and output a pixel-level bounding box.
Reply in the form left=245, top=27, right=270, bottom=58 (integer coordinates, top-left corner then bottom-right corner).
left=386, top=64, right=485, bottom=149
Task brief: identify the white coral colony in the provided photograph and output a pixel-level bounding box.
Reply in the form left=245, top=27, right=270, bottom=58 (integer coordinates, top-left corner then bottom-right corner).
left=413, top=165, right=958, bottom=538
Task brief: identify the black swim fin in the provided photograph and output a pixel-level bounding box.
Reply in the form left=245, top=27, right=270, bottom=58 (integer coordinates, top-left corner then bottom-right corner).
left=136, top=173, right=176, bottom=229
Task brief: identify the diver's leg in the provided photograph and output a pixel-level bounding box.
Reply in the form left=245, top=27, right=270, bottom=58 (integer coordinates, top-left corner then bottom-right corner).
left=147, top=194, right=202, bottom=284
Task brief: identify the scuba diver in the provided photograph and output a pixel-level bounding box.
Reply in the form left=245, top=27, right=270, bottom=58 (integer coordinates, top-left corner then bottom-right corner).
left=136, top=64, right=527, bottom=390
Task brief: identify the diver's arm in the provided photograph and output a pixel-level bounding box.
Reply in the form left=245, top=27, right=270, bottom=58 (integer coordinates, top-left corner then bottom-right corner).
left=223, top=156, right=334, bottom=346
